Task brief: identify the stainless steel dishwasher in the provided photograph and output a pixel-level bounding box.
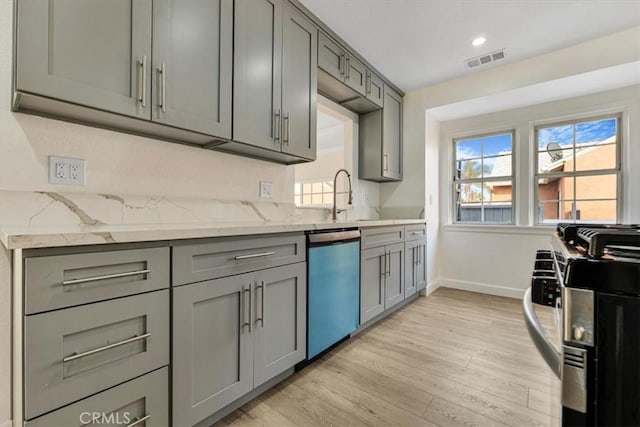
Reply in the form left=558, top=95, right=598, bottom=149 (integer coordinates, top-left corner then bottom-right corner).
left=306, top=229, right=360, bottom=360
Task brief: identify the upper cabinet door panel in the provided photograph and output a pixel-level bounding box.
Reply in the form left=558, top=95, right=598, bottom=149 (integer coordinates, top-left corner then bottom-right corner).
left=318, top=31, right=344, bottom=82
left=233, top=0, right=283, bottom=151
left=383, top=86, right=403, bottom=180
left=152, top=0, right=232, bottom=138
left=367, top=71, right=384, bottom=108
left=345, top=54, right=366, bottom=96
left=16, top=0, right=152, bottom=119
left=281, top=5, right=317, bottom=160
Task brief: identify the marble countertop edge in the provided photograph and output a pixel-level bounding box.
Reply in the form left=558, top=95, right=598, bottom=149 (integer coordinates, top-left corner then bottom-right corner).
left=1, top=219, right=426, bottom=250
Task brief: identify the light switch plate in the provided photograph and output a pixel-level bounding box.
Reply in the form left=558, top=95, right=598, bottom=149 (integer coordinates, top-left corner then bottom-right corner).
left=49, top=156, right=85, bottom=185
left=260, top=181, right=273, bottom=199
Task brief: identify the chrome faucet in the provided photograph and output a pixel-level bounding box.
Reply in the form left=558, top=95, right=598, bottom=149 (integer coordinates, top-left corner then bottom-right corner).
left=332, top=168, right=353, bottom=221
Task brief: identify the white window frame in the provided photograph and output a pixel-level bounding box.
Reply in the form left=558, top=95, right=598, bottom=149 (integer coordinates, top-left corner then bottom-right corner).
left=533, top=114, right=622, bottom=225
left=452, top=130, right=516, bottom=224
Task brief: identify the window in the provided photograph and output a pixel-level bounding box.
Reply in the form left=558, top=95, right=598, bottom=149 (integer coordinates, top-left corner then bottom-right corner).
left=535, top=115, right=620, bottom=224
left=453, top=131, right=515, bottom=223
left=294, top=180, right=348, bottom=207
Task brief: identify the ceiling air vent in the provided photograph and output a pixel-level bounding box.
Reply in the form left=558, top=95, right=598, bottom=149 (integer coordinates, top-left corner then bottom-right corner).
left=465, top=49, right=505, bottom=69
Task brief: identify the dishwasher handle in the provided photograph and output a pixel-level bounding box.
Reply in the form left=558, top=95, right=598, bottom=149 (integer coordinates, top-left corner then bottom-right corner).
left=308, top=230, right=361, bottom=245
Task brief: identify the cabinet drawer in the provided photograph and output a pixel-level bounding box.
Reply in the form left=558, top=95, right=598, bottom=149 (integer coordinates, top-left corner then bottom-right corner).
left=24, top=247, right=169, bottom=314
left=24, top=290, right=169, bottom=419
left=404, top=224, right=426, bottom=242
left=26, top=367, right=169, bottom=427
left=172, top=233, right=306, bottom=286
left=360, top=226, right=404, bottom=249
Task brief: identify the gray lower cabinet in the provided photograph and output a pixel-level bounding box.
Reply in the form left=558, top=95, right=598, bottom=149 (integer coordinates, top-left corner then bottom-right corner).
left=360, top=246, right=386, bottom=323
left=405, top=238, right=426, bottom=297
left=16, top=0, right=153, bottom=119
left=173, top=263, right=306, bottom=426
left=26, top=367, right=169, bottom=427
left=233, top=0, right=317, bottom=161
left=152, top=0, right=233, bottom=137
left=360, top=243, right=404, bottom=324
left=384, top=243, right=404, bottom=309
left=24, top=290, right=169, bottom=419
left=359, top=85, right=403, bottom=182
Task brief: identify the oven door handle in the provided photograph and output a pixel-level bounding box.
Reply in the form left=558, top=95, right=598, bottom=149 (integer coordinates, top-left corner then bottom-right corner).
left=523, top=287, right=561, bottom=379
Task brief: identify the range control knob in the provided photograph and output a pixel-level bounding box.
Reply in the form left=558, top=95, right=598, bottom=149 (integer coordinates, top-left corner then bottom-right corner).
left=573, top=325, right=586, bottom=341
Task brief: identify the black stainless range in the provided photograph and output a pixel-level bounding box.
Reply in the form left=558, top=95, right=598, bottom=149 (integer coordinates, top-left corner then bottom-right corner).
left=523, top=223, right=640, bottom=426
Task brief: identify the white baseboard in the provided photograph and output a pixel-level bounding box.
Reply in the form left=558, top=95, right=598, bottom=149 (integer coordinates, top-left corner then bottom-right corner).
left=437, top=278, right=525, bottom=299
left=425, top=280, right=441, bottom=296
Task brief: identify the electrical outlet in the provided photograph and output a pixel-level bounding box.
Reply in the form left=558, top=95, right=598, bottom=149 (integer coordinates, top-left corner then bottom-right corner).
left=49, top=156, right=85, bottom=185
left=260, top=181, right=273, bottom=199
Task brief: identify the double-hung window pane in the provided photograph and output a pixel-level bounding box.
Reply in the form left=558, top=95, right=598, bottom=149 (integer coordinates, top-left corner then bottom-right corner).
left=535, top=116, right=620, bottom=224
left=453, top=131, right=514, bottom=224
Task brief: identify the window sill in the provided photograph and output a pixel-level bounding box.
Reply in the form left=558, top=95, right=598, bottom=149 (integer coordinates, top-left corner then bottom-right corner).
left=443, top=223, right=555, bottom=236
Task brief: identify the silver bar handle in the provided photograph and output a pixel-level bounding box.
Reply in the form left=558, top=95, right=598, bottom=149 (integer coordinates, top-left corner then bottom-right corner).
left=366, top=72, right=371, bottom=94
left=242, top=287, right=252, bottom=332
left=283, top=113, right=290, bottom=144
left=383, top=153, right=389, bottom=172
left=138, top=55, right=147, bottom=107
left=340, top=53, right=345, bottom=75
left=274, top=110, right=281, bottom=142
left=346, top=55, right=350, bottom=79
left=522, top=287, right=561, bottom=378
left=380, top=253, right=386, bottom=277
left=256, top=281, right=265, bottom=327
left=63, top=333, right=151, bottom=363
left=235, top=251, right=275, bottom=260
left=386, top=251, right=391, bottom=277
left=158, top=63, right=166, bottom=113
left=127, top=414, right=151, bottom=427
left=62, top=269, right=151, bottom=286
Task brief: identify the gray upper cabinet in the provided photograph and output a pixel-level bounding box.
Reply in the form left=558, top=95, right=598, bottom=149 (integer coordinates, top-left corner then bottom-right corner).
left=152, top=0, right=232, bottom=137
left=281, top=5, right=317, bottom=160
left=366, top=70, right=384, bottom=108
left=233, top=0, right=317, bottom=161
left=359, top=85, right=403, bottom=182
left=233, top=0, right=283, bottom=151
left=318, top=31, right=345, bottom=82
left=172, top=273, right=254, bottom=427
left=253, top=263, right=306, bottom=387
left=16, top=0, right=152, bottom=119
left=345, top=54, right=367, bottom=96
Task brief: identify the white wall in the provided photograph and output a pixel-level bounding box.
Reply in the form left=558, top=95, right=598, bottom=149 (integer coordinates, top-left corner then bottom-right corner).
left=389, top=26, right=640, bottom=297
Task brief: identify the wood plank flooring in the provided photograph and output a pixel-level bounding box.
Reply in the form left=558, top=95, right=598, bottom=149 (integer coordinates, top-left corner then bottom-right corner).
left=218, top=287, right=560, bottom=427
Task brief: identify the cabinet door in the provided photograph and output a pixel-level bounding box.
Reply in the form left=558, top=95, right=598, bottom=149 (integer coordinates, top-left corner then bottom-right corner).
left=360, top=247, right=386, bottom=324
left=366, top=71, right=384, bottom=108
left=318, top=31, right=345, bottom=82
left=172, top=274, right=253, bottom=427
left=416, top=240, right=427, bottom=291
left=384, top=243, right=404, bottom=309
left=382, top=86, right=403, bottom=180
left=253, top=263, right=306, bottom=387
left=345, top=54, right=367, bottom=96
left=152, top=0, right=232, bottom=137
left=16, top=0, right=152, bottom=119
left=404, top=240, right=419, bottom=298
left=233, top=0, right=283, bottom=150
left=281, top=5, right=317, bottom=160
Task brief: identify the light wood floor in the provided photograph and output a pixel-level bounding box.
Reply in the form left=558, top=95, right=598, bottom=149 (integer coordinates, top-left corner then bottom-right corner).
left=218, top=287, right=561, bottom=427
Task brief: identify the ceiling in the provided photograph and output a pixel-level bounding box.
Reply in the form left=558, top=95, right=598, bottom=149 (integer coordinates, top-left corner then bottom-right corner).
left=298, top=0, right=640, bottom=91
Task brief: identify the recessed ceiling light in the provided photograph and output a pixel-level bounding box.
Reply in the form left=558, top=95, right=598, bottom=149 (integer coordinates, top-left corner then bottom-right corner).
left=472, top=36, right=486, bottom=47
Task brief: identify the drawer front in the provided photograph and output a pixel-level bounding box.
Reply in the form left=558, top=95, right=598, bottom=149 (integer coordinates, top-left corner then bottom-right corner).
left=361, top=226, right=404, bottom=249
left=24, top=290, right=170, bottom=419
left=25, top=247, right=169, bottom=314
left=404, top=224, right=426, bottom=242
left=172, top=233, right=306, bottom=286
left=26, top=367, right=169, bottom=427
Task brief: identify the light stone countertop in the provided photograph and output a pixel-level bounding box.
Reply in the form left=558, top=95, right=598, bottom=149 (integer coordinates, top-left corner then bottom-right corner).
left=0, top=191, right=425, bottom=249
